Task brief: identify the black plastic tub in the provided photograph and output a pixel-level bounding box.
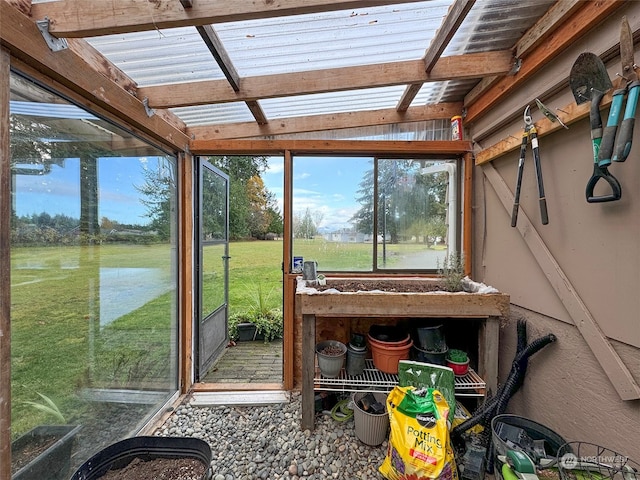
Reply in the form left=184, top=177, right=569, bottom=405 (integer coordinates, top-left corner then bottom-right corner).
left=12, top=424, right=82, bottom=480
left=70, top=436, right=213, bottom=480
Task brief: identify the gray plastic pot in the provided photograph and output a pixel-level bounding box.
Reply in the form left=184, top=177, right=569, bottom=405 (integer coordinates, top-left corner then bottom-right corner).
left=315, top=340, right=347, bottom=378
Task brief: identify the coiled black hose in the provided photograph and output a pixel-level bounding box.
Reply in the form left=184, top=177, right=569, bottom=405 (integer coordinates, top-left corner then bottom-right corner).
left=450, top=323, right=557, bottom=474
left=485, top=332, right=557, bottom=473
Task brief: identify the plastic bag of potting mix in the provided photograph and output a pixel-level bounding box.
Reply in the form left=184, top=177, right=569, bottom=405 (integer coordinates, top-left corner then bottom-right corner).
left=379, top=386, right=458, bottom=480
left=397, top=360, right=456, bottom=426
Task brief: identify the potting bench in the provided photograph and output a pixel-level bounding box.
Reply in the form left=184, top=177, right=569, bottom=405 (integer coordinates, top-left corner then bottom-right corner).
left=296, top=280, right=510, bottom=430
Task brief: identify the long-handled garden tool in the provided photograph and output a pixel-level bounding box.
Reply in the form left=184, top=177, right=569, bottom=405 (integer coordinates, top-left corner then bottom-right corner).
left=611, top=16, right=640, bottom=163
left=511, top=105, right=549, bottom=227
left=569, top=52, right=621, bottom=202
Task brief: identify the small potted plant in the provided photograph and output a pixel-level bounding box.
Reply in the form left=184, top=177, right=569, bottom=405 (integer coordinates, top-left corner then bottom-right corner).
left=315, top=340, right=347, bottom=378
left=446, top=349, right=469, bottom=376
left=316, top=274, right=327, bottom=286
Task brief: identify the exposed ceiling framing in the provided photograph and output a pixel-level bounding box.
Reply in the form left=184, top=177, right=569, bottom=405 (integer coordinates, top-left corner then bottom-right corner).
left=1, top=0, right=627, bottom=148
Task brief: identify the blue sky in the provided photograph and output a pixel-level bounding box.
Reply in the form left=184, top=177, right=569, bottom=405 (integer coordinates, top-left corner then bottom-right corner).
left=15, top=153, right=371, bottom=231
left=263, top=155, right=372, bottom=231
left=14, top=156, right=159, bottom=225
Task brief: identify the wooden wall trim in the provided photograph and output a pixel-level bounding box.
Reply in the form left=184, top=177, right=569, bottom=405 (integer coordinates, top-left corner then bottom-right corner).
left=180, top=153, right=195, bottom=393
left=463, top=152, right=473, bottom=275
left=481, top=162, right=640, bottom=400
left=475, top=78, right=619, bottom=165
left=283, top=151, right=294, bottom=390
left=0, top=46, right=12, bottom=480
left=191, top=139, right=472, bottom=156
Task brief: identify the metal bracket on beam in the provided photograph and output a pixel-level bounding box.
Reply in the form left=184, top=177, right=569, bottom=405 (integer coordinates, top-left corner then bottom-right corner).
left=142, top=98, right=155, bottom=118
left=509, top=58, right=522, bottom=76
left=36, top=18, right=68, bottom=52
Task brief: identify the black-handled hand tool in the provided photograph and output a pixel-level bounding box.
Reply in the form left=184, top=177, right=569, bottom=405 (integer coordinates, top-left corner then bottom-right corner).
left=511, top=105, right=549, bottom=227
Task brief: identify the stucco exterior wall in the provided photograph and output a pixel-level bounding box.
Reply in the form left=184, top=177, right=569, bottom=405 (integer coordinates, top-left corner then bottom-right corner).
left=470, top=2, right=640, bottom=459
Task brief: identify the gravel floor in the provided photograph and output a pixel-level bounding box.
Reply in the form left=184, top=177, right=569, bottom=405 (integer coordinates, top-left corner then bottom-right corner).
left=155, top=392, right=387, bottom=479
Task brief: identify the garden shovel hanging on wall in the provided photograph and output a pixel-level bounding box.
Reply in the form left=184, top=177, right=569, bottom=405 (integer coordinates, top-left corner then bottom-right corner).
left=569, top=52, right=621, bottom=202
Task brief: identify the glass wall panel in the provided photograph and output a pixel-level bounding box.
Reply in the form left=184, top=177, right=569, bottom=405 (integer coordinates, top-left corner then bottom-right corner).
left=377, top=159, right=457, bottom=270
left=292, top=156, right=374, bottom=271
left=9, top=72, right=178, bottom=474
left=291, top=156, right=459, bottom=272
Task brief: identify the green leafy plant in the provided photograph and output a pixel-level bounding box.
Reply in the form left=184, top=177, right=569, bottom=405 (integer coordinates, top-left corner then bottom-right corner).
left=228, top=308, right=283, bottom=343
left=23, top=392, right=66, bottom=424
left=437, top=252, right=465, bottom=292
left=446, top=349, right=468, bottom=363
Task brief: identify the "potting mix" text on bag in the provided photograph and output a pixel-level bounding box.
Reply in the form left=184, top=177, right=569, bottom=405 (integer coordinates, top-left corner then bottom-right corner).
left=379, top=386, right=458, bottom=480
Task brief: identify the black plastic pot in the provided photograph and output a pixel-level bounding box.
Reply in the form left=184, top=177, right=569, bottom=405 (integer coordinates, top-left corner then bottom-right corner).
left=70, top=436, right=213, bottom=480
left=369, top=324, right=407, bottom=343
left=236, top=322, right=264, bottom=341
left=11, top=424, right=81, bottom=480
left=412, top=345, right=448, bottom=365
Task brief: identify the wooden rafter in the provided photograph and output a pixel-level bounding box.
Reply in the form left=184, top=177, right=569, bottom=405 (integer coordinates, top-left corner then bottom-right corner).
left=396, top=0, right=476, bottom=112
left=195, top=24, right=269, bottom=124
left=139, top=51, right=514, bottom=109
left=31, top=0, right=433, bottom=38
left=188, top=102, right=463, bottom=140
left=197, top=24, right=240, bottom=91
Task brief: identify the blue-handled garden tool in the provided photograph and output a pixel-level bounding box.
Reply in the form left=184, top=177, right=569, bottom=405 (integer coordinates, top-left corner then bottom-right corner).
left=569, top=52, right=621, bottom=203
left=598, top=16, right=639, bottom=165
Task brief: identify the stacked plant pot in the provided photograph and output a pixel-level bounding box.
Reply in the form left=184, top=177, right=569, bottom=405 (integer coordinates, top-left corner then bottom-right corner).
left=367, top=325, right=413, bottom=374
left=413, top=324, right=448, bottom=365
left=346, top=333, right=367, bottom=376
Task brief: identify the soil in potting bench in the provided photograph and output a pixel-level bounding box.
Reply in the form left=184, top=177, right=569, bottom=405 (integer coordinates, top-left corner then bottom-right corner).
left=98, top=457, right=206, bottom=480
left=314, top=280, right=445, bottom=293
left=318, top=345, right=345, bottom=356
left=11, top=434, right=58, bottom=474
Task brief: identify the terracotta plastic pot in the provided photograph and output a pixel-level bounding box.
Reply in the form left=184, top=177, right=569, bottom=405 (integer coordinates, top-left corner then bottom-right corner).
left=367, top=333, right=413, bottom=374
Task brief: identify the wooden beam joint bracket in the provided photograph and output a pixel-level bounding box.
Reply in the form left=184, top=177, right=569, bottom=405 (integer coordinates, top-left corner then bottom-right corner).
left=509, top=58, right=522, bottom=76
left=35, top=18, right=68, bottom=52
left=142, top=98, right=156, bottom=118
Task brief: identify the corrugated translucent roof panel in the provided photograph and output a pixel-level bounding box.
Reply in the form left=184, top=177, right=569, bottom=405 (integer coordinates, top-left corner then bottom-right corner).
left=33, top=0, right=557, bottom=128
left=87, top=1, right=453, bottom=84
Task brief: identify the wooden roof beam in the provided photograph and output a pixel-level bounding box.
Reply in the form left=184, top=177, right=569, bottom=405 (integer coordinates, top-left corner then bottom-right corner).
left=0, top=2, right=189, bottom=151
left=140, top=50, right=514, bottom=109
left=397, top=0, right=476, bottom=112
left=188, top=102, right=462, bottom=140
left=31, top=0, right=433, bottom=38
left=190, top=139, right=472, bottom=156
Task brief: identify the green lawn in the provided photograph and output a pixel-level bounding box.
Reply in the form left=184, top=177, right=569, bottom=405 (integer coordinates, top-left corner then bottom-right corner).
left=10, top=238, right=442, bottom=436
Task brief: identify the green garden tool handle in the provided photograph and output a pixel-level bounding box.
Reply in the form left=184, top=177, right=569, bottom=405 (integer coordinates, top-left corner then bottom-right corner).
left=586, top=90, right=623, bottom=202
left=597, top=86, right=626, bottom=167
left=612, top=79, right=640, bottom=162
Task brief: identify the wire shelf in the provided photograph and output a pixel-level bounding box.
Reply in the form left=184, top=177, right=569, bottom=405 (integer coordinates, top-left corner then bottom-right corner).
left=314, top=359, right=486, bottom=397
